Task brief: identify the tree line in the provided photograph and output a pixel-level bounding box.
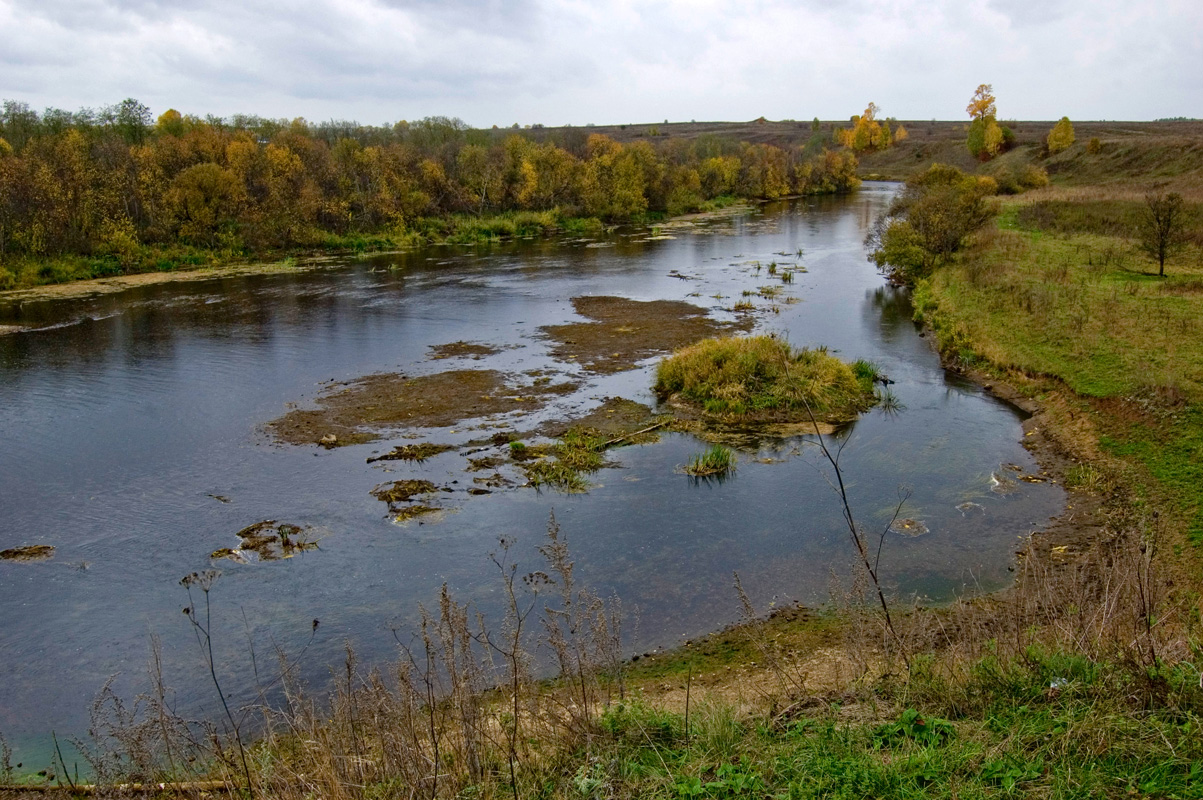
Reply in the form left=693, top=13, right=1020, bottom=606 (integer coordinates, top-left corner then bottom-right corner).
left=0, top=100, right=861, bottom=286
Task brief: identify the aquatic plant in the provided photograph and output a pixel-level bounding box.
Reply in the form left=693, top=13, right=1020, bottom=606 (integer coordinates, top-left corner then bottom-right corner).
left=876, top=388, right=905, bottom=414
left=852, top=359, right=881, bottom=384
left=683, top=445, right=736, bottom=477
left=366, top=442, right=454, bottom=464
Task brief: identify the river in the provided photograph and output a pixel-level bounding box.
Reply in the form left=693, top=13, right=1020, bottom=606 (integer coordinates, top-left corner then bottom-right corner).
left=0, top=183, right=1061, bottom=768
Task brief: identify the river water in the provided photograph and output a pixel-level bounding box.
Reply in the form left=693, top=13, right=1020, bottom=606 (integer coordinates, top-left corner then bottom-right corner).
left=0, top=184, right=1061, bottom=766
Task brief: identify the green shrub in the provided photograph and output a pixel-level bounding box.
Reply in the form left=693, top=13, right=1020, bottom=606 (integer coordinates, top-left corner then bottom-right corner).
left=871, top=164, right=999, bottom=282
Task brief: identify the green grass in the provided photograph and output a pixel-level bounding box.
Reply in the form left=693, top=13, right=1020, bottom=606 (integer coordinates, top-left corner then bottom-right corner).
left=914, top=198, right=1203, bottom=547
left=518, top=427, right=609, bottom=492
left=1016, top=197, right=1203, bottom=240
left=654, top=335, right=877, bottom=420
left=1100, top=407, right=1203, bottom=544
left=553, top=649, right=1203, bottom=800
left=914, top=221, right=1203, bottom=400
left=684, top=445, right=736, bottom=477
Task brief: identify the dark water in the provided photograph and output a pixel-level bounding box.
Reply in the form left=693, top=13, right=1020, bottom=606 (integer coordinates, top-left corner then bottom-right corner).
left=0, top=184, right=1061, bottom=766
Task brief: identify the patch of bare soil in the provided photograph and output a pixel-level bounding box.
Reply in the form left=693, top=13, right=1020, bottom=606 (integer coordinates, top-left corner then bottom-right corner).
left=0, top=545, right=55, bottom=562
left=539, top=397, right=661, bottom=439
left=428, top=341, right=502, bottom=360
left=371, top=479, right=451, bottom=524
left=541, top=296, right=750, bottom=374
left=626, top=605, right=862, bottom=715
left=267, top=369, right=579, bottom=447
left=371, top=479, right=440, bottom=510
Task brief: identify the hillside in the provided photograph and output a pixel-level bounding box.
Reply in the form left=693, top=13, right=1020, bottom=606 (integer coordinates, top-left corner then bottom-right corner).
left=528, top=118, right=1203, bottom=192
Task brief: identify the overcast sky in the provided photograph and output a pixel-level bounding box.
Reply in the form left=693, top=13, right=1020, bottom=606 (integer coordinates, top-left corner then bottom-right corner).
left=2, top=0, right=1200, bottom=127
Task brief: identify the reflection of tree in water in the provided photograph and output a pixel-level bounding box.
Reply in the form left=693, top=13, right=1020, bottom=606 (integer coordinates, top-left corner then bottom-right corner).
left=865, top=285, right=916, bottom=339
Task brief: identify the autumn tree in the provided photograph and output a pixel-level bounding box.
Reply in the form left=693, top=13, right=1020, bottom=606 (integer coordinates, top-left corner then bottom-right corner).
left=837, top=103, right=891, bottom=152
left=737, top=143, right=790, bottom=199
left=966, top=85, right=996, bottom=121
left=456, top=143, right=505, bottom=214
left=579, top=135, right=648, bottom=219
left=0, top=98, right=879, bottom=278
left=966, top=84, right=1006, bottom=160
left=1046, top=116, right=1075, bottom=154
left=1139, top=192, right=1190, bottom=277
left=699, top=155, right=741, bottom=197
left=155, top=109, right=186, bottom=138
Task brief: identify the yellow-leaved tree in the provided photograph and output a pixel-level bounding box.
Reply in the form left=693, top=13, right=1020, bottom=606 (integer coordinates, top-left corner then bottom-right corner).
left=966, top=84, right=1006, bottom=160
left=836, top=103, right=893, bottom=152
left=1046, top=117, right=1075, bottom=154
left=966, top=85, right=996, bottom=121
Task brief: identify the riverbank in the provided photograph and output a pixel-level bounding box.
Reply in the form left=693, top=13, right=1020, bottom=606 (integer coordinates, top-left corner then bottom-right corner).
left=4, top=181, right=1197, bottom=798
left=0, top=204, right=763, bottom=312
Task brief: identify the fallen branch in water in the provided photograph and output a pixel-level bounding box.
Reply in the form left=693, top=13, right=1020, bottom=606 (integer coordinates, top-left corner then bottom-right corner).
left=601, top=420, right=669, bottom=448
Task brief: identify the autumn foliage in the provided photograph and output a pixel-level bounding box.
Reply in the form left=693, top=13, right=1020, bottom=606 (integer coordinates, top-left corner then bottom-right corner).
left=1046, top=117, right=1076, bottom=154
left=965, top=84, right=1011, bottom=161
left=836, top=103, right=906, bottom=152
left=870, top=164, right=999, bottom=281
left=0, top=100, right=863, bottom=288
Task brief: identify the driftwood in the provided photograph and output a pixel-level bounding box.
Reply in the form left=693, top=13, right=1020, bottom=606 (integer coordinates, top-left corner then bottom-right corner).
left=600, top=420, right=669, bottom=448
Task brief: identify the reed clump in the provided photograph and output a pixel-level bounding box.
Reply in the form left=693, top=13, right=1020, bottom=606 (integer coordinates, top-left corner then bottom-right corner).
left=683, top=445, right=736, bottom=477
left=654, top=335, right=877, bottom=420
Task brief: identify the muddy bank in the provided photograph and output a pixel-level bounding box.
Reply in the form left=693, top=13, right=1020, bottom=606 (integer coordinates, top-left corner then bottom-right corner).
left=269, top=296, right=746, bottom=448
left=268, top=369, right=578, bottom=447
left=538, top=396, right=663, bottom=439
left=428, top=341, right=503, bottom=360
left=0, top=258, right=338, bottom=308
left=541, top=296, right=751, bottom=374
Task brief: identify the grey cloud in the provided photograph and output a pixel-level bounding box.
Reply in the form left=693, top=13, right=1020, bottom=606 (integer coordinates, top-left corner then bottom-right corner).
left=2, top=0, right=1200, bottom=125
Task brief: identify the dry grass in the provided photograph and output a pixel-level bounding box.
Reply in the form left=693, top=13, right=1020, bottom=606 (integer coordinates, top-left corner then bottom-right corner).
left=653, top=335, right=876, bottom=420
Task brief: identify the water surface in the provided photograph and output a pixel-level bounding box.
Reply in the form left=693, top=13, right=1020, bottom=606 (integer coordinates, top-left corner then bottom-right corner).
left=0, top=185, right=1061, bottom=763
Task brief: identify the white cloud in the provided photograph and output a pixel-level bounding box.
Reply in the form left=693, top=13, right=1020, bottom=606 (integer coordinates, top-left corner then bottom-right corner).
left=1, top=0, right=1199, bottom=124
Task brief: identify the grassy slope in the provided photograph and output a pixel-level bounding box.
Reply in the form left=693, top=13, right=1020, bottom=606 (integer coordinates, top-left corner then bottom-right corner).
left=916, top=196, right=1203, bottom=546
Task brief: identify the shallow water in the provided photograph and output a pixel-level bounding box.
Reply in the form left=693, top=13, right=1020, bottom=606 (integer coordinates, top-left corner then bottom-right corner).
left=0, top=185, right=1061, bottom=765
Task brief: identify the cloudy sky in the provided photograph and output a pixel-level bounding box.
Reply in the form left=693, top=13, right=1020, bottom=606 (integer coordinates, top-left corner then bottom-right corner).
left=1, top=0, right=1200, bottom=127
